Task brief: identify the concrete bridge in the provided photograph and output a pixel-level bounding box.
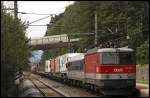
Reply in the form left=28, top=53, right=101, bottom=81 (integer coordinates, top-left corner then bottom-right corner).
left=29, top=34, right=80, bottom=50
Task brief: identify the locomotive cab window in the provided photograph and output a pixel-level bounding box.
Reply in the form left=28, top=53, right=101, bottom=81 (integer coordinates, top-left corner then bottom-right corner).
left=100, top=52, right=119, bottom=64
left=100, top=51, right=135, bottom=65
left=119, top=52, right=135, bottom=64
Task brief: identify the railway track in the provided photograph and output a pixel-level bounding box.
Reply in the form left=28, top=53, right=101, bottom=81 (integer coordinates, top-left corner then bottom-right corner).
left=30, top=73, right=100, bottom=97
left=30, top=77, right=68, bottom=97
left=36, top=73, right=141, bottom=97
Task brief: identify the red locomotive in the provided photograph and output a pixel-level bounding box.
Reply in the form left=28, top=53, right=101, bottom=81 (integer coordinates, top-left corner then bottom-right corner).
left=84, top=48, right=136, bottom=95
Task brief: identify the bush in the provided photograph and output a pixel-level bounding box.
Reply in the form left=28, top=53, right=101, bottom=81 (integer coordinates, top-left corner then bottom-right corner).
left=136, top=40, right=149, bottom=65
left=1, top=5, right=30, bottom=96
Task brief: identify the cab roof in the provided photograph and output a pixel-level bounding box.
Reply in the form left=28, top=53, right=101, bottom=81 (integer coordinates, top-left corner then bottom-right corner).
left=98, top=48, right=134, bottom=52
left=86, top=47, right=134, bottom=54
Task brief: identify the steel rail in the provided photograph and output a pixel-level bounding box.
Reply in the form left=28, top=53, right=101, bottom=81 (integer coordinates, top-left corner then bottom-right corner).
left=30, top=77, right=68, bottom=97
left=30, top=78, right=46, bottom=97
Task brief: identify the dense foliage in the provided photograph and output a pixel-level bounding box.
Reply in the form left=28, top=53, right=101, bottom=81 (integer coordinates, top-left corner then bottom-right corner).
left=41, top=1, right=149, bottom=66
left=1, top=5, right=30, bottom=96
left=136, top=40, right=149, bottom=65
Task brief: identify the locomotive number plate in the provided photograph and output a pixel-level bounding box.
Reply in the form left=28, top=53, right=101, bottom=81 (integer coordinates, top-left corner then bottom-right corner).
left=113, top=68, right=123, bottom=72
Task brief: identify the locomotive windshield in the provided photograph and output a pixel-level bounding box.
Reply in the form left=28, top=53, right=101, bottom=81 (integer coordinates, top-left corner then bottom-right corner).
left=119, top=52, right=135, bottom=64
left=100, top=52, right=135, bottom=65
left=100, top=52, right=119, bottom=64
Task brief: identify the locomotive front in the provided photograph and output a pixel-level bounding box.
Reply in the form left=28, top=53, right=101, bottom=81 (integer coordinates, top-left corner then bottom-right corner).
left=31, top=65, right=37, bottom=73
left=96, top=48, right=136, bottom=95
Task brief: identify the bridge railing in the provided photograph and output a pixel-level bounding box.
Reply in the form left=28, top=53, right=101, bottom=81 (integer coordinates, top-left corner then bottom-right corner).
left=29, top=34, right=69, bottom=45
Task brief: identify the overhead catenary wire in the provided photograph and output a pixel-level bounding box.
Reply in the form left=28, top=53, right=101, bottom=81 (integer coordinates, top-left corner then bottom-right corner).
left=18, top=11, right=56, bottom=16
left=18, top=11, right=56, bottom=26
left=26, top=15, right=51, bottom=25
left=28, top=25, right=48, bottom=26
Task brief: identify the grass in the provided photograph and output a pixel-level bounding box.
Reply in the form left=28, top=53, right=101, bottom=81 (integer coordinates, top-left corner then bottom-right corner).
left=136, top=64, right=149, bottom=68
left=136, top=80, right=149, bottom=84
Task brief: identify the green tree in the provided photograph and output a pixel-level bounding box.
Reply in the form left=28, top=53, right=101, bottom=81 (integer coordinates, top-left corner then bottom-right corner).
left=1, top=5, right=30, bottom=96
left=136, top=40, right=149, bottom=65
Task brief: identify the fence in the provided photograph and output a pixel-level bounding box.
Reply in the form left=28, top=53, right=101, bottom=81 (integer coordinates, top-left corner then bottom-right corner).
left=136, top=67, right=149, bottom=80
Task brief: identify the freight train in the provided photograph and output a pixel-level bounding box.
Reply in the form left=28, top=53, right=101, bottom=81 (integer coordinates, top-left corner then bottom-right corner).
left=36, top=47, right=137, bottom=96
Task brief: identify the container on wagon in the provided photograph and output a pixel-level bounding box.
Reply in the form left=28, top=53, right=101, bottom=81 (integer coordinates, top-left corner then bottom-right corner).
left=45, top=60, right=51, bottom=72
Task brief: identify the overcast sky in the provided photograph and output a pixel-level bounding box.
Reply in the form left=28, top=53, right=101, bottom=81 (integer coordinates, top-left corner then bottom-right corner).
left=18, top=1, right=74, bottom=39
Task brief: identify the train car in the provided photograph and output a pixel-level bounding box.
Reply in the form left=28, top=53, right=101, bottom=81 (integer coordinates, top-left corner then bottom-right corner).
left=31, top=65, right=37, bottom=73
left=49, top=53, right=81, bottom=80
left=55, top=56, right=61, bottom=73
left=59, top=53, right=82, bottom=79
left=67, top=53, right=85, bottom=85
left=55, top=56, right=61, bottom=79
left=50, top=58, right=56, bottom=74
left=84, top=47, right=136, bottom=96
left=45, top=60, right=51, bottom=72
